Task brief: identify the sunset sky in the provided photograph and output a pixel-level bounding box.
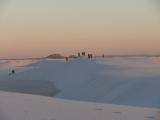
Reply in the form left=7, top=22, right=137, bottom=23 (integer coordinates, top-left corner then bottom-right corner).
left=0, top=0, right=160, bottom=58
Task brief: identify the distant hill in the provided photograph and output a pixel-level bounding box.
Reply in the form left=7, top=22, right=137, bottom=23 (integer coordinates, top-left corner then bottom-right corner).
left=46, top=54, right=65, bottom=59
left=69, top=55, right=78, bottom=59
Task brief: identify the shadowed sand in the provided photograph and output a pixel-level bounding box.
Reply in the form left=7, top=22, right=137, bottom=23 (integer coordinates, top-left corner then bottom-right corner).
left=0, top=80, right=59, bottom=96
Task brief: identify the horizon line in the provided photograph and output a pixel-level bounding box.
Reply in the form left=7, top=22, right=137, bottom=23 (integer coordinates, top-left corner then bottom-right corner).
left=0, top=53, right=160, bottom=60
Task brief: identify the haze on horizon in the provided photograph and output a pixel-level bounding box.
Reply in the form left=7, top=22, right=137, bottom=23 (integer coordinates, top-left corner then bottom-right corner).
left=0, top=0, right=160, bottom=58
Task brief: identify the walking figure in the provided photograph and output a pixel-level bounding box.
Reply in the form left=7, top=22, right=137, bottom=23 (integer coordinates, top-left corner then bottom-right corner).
left=88, top=54, right=90, bottom=59
left=65, top=57, right=69, bottom=62
left=88, top=54, right=93, bottom=59
left=78, top=53, right=81, bottom=57
left=12, top=70, right=15, bottom=74
left=9, top=69, right=15, bottom=76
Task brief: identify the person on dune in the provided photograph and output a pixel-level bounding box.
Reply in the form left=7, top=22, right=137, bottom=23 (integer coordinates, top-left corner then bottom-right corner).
left=9, top=69, right=15, bottom=76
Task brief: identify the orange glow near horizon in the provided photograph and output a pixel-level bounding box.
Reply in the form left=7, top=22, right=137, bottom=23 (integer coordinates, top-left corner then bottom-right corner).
left=0, top=23, right=160, bottom=58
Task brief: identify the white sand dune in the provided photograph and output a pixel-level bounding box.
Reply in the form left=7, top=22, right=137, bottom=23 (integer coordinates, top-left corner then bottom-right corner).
left=0, top=59, right=37, bottom=69
left=0, top=91, right=159, bottom=120
left=0, top=58, right=160, bottom=108
left=0, top=57, right=160, bottom=120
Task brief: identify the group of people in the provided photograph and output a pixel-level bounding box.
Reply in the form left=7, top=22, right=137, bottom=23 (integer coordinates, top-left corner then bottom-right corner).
left=66, top=52, right=105, bottom=62
left=65, top=52, right=105, bottom=62
left=88, top=54, right=93, bottom=59
left=66, top=52, right=92, bottom=61
left=78, top=52, right=93, bottom=59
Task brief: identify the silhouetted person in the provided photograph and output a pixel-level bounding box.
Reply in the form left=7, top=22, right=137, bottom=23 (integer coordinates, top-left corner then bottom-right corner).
left=102, top=54, right=105, bottom=58
left=9, top=69, right=15, bottom=76
left=65, top=57, right=69, bottom=62
left=82, top=52, right=85, bottom=56
left=78, top=53, right=81, bottom=57
left=88, top=54, right=90, bottom=59
left=12, top=70, right=15, bottom=74
left=88, top=54, right=93, bottom=59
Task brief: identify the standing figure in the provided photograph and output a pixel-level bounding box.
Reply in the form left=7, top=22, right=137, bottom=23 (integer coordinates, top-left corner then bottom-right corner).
left=78, top=53, right=81, bottom=57
left=88, top=54, right=93, bottom=59
left=88, top=54, right=90, bottom=59
left=9, top=69, right=15, bottom=76
left=82, top=52, right=85, bottom=56
left=90, top=54, right=93, bottom=59
left=65, top=57, right=69, bottom=62
left=12, top=70, right=15, bottom=74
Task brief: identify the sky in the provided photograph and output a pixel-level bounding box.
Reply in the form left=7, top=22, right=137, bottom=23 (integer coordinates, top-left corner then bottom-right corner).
left=0, top=0, right=160, bottom=58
